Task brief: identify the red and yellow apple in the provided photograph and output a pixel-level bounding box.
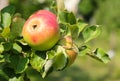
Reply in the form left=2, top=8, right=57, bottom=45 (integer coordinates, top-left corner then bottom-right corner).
left=22, top=10, right=60, bottom=51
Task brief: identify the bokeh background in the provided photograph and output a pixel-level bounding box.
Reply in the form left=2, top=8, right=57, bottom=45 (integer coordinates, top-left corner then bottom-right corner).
left=0, top=0, right=120, bottom=81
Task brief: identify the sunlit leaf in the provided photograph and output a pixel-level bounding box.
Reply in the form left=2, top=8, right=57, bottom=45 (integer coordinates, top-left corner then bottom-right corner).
left=41, top=50, right=56, bottom=78
left=59, top=10, right=76, bottom=24
left=63, top=20, right=87, bottom=40
left=94, top=48, right=110, bottom=64
left=42, top=59, right=53, bottom=78
left=0, top=44, right=4, bottom=53
left=86, top=48, right=110, bottom=64
left=9, top=77, right=21, bottom=81
left=53, top=53, right=67, bottom=70
left=82, top=25, right=102, bottom=43
left=67, top=24, right=78, bottom=38
left=77, top=21, right=88, bottom=36
left=79, top=45, right=91, bottom=56
left=53, top=46, right=68, bottom=70
left=46, top=50, right=56, bottom=59
left=13, top=43, right=22, bottom=53
left=1, top=13, right=11, bottom=28
left=1, top=27, right=10, bottom=37
left=17, top=39, right=28, bottom=46
left=0, top=55, right=5, bottom=63
left=1, top=5, right=15, bottom=28
left=30, top=52, right=46, bottom=72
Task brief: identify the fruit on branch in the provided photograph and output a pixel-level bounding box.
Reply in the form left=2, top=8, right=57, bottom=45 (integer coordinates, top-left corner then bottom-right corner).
left=66, top=48, right=77, bottom=66
left=22, top=10, right=60, bottom=51
left=60, top=36, right=78, bottom=66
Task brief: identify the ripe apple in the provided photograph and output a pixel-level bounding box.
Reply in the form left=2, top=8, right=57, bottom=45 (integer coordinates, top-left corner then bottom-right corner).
left=22, top=10, right=60, bottom=51
left=60, top=36, right=78, bottom=66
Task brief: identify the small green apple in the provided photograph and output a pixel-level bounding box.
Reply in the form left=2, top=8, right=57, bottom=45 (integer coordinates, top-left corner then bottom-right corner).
left=22, top=10, right=60, bottom=51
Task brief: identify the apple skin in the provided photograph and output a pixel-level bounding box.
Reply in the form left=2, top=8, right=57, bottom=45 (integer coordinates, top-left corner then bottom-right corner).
left=22, top=10, right=60, bottom=51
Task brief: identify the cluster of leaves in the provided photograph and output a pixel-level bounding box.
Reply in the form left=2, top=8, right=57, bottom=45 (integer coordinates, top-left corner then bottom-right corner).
left=0, top=4, right=110, bottom=81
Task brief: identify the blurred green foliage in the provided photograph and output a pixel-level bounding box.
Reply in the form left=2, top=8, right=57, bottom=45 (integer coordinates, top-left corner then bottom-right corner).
left=79, top=0, right=120, bottom=32
left=78, top=0, right=105, bottom=21
left=94, top=0, right=120, bottom=32
left=9, top=0, right=53, bottom=19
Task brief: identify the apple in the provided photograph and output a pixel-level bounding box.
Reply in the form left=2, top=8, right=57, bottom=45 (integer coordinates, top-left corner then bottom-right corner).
left=66, top=48, right=77, bottom=66
left=22, top=10, right=60, bottom=51
left=60, top=36, right=78, bottom=66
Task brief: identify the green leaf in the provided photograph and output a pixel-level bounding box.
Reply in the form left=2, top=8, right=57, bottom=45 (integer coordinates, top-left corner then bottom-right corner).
left=79, top=46, right=110, bottom=64
left=10, top=55, right=29, bottom=73
left=53, top=52, right=68, bottom=70
left=17, top=39, right=28, bottom=46
left=62, top=20, right=87, bottom=39
left=0, top=44, right=4, bottom=53
left=42, top=59, right=53, bottom=78
left=60, top=23, right=72, bottom=36
left=16, top=57, right=29, bottom=73
left=67, top=12, right=76, bottom=25
left=53, top=46, right=68, bottom=70
left=66, top=24, right=77, bottom=37
left=9, top=55, right=19, bottom=70
left=3, top=42, right=13, bottom=51
left=40, top=50, right=56, bottom=78
left=1, top=5, right=15, bottom=28
left=0, top=37, right=5, bottom=42
left=59, top=23, right=67, bottom=35
left=30, top=52, right=46, bottom=72
left=1, top=27, right=10, bottom=37
left=4, top=53, right=10, bottom=63
left=2, top=67, right=16, bottom=79
left=82, top=25, right=102, bottom=43
left=59, top=10, right=76, bottom=24
left=77, top=21, right=88, bottom=36
left=1, top=13, right=11, bottom=28
left=9, top=77, right=21, bottom=81
left=10, top=16, right=25, bottom=39
left=13, top=43, right=22, bottom=53
left=79, top=45, right=91, bottom=56
left=93, top=48, right=110, bottom=64
left=0, top=69, right=9, bottom=80
left=0, top=55, right=5, bottom=63
left=46, top=50, right=56, bottom=59
left=49, top=1, right=57, bottom=14
left=41, top=50, right=56, bottom=78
